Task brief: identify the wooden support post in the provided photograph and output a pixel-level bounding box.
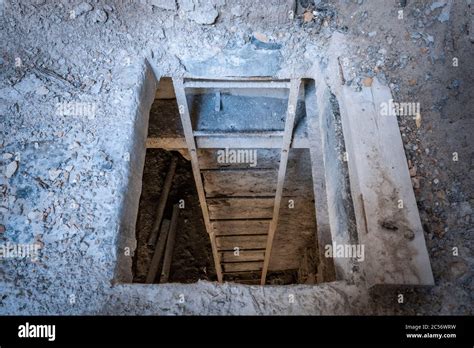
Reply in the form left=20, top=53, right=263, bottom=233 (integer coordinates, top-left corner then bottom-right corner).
left=147, top=156, right=178, bottom=245
left=261, top=79, right=301, bottom=285
left=172, top=77, right=224, bottom=283
left=160, top=205, right=180, bottom=283
left=145, top=219, right=170, bottom=284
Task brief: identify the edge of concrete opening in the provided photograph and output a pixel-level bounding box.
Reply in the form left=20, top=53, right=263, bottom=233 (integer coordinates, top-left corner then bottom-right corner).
left=113, top=51, right=434, bottom=294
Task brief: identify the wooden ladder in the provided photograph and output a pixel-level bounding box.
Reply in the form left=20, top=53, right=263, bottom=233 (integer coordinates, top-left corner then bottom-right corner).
left=173, top=78, right=301, bottom=285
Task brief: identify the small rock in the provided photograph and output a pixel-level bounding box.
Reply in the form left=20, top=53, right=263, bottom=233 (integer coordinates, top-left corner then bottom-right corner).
left=150, top=0, right=177, bottom=11
left=412, top=177, right=420, bottom=189
left=303, top=11, right=314, bottom=22
left=2, top=153, right=13, bottom=160
left=48, top=169, right=62, bottom=181
left=5, top=161, right=18, bottom=178
left=253, top=32, right=269, bottom=43
left=91, top=9, right=108, bottom=23
left=188, top=6, right=218, bottom=25
left=36, top=85, right=49, bottom=96
left=71, top=2, right=93, bottom=18
left=368, top=31, right=377, bottom=37
left=362, top=77, right=373, bottom=87
left=404, top=229, right=415, bottom=240
left=409, top=164, right=417, bottom=177
left=381, top=220, right=398, bottom=230
left=27, top=210, right=42, bottom=221
left=430, top=1, right=447, bottom=11
left=0, top=224, right=5, bottom=233
left=449, top=260, right=468, bottom=279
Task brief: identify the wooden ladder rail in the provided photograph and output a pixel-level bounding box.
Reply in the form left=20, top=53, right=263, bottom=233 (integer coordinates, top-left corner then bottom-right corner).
left=172, top=77, right=224, bottom=283
left=260, top=79, right=301, bottom=285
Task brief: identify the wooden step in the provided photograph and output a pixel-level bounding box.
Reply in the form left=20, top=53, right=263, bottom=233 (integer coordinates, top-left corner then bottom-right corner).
left=203, top=170, right=277, bottom=197
left=208, top=197, right=274, bottom=219
left=222, top=261, right=263, bottom=273
left=198, top=149, right=280, bottom=170
left=219, top=250, right=265, bottom=262
left=212, top=219, right=270, bottom=236
left=216, top=235, right=267, bottom=250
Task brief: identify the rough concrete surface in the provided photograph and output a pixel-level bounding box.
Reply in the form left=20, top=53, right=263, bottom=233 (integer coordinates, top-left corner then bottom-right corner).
left=0, top=0, right=472, bottom=314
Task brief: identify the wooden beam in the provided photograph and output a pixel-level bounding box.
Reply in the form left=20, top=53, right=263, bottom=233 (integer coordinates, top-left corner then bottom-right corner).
left=203, top=170, right=277, bottom=198
left=337, top=78, right=434, bottom=286
left=145, top=219, right=170, bottom=284
left=172, top=77, right=224, bottom=282
left=183, top=80, right=291, bottom=89
left=216, top=235, right=268, bottom=250
left=207, top=197, right=274, bottom=220
left=147, top=156, right=177, bottom=245
left=261, top=79, right=301, bottom=285
left=193, top=130, right=285, bottom=137
left=159, top=205, right=179, bottom=283
left=212, top=219, right=270, bottom=236
left=146, top=135, right=309, bottom=149
left=220, top=250, right=265, bottom=262
left=222, top=261, right=263, bottom=273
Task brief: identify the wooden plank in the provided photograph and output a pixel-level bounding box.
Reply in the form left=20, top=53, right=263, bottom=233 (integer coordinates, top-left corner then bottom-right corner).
left=147, top=156, right=177, bottom=245
left=229, top=279, right=261, bottom=285
left=261, top=79, right=301, bottom=285
left=159, top=205, right=179, bottom=283
left=306, top=80, right=337, bottom=282
left=269, top=197, right=317, bottom=271
left=198, top=149, right=280, bottom=170
left=146, top=135, right=309, bottom=149
left=184, top=80, right=290, bottom=89
left=203, top=170, right=277, bottom=197
left=195, top=135, right=309, bottom=149
left=207, top=198, right=274, bottom=220
left=172, top=78, right=223, bottom=282
left=145, top=219, right=170, bottom=284
left=220, top=250, right=265, bottom=262
left=203, top=166, right=313, bottom=198
left=216, top=235, right=267, bottom=250
left=146, top=137, right=186, bottom=149
left=222, top=261, right=263, bottom=273
left=194, top=130, right=284, bottom=137
left=337, top=77, right=434, bottom=286
left=212, top=220, right=270, bottom=236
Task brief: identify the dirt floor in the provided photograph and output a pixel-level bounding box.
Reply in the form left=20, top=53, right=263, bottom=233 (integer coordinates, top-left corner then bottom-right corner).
left=133, top=149, right=217, bottom=283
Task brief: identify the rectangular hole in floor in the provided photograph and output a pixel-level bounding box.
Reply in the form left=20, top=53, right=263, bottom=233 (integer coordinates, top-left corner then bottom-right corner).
left=132, top=77, right=324, bottom=285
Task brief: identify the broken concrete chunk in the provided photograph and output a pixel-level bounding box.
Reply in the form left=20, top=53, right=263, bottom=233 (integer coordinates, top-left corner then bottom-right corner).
left=36, top=85, right=49, bottom=96
left=188, top=5, right=218, bottom=25
left=91, top=9, right=108, bottom=23
left=179, top=0, right=194, bottom=12
left=5, top=161, right=18, bottom=178
left=150, top=0, right=177, bottom=11
left=48, top=169, right=62, bottom=181
left=71, top=2, right=93, bottom=18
